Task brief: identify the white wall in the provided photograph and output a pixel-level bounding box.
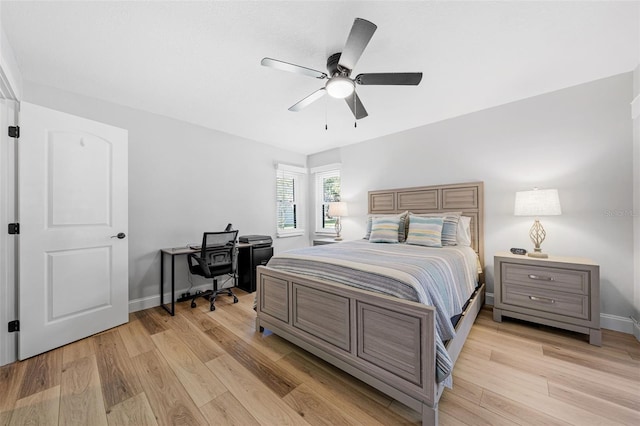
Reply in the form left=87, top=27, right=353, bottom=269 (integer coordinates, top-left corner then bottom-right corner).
left=633, top=63, right=640, bottom=338
left=22, top=82, right=309, bottom=306
left=0, top=28, right=22, bottom=100
left=310, top=73, right=635, bottom=329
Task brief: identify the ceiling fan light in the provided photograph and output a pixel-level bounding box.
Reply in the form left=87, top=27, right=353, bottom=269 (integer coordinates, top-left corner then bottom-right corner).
left=326, top=77, right=355, bottom=99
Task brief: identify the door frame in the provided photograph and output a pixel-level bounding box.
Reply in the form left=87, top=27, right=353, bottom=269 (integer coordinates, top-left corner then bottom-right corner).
left=0, top=102, right=19, bottom=368
left=0, top=24, right=22, bottom=365
left=0, top=99, right=18, bottom=366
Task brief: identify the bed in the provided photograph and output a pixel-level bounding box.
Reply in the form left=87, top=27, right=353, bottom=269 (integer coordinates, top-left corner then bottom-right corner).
left=256, top=182, right=485, bottom=425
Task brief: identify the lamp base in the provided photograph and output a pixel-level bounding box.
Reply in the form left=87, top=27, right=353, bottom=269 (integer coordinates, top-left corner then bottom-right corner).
left=527, top=252, right=548, bottom=259
left=334, top=217, right=343, bottom=242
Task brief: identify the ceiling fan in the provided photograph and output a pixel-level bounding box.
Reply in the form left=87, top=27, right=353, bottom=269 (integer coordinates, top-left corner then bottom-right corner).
left=261, top=18, right=422, bottom=120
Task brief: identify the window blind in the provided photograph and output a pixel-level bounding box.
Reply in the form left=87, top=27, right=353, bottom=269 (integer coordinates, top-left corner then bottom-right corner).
left=275, top=164, right=306, bottom=237
left=315, top=169, right=341, bottom=233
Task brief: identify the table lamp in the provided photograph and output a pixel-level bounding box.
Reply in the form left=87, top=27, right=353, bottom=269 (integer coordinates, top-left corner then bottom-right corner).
left=514, top=188, right=561, bottom=258
left=328, top=201, right=348, bottom=241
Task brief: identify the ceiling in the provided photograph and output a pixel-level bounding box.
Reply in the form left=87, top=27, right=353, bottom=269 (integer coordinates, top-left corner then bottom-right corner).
left=1, top=1, right=638, bottom=155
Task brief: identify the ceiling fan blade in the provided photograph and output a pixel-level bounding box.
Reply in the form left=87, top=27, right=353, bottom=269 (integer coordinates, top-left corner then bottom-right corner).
left=289, top=88, right=327, bottom=112
left=355, top=73, right=423, bottom=85
left=261, top=58, right=327, bottom=79
left=338, top=18, right=377, bottom=72
left=345, top=92, right=368, bottom=120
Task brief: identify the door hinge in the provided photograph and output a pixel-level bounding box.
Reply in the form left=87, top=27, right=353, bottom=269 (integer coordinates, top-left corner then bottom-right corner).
left=8, top=126, right=19, bottom=138
left=8, top=223, right=19, bottom=235
left=8, top=320, right=19, bottom=332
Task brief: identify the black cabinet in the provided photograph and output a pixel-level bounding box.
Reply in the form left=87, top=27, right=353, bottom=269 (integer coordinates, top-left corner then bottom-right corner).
left=237, top=245, right=273, bottom=293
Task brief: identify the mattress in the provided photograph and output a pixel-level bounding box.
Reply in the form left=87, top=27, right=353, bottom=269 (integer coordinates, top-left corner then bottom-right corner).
left=266, top=240, right=479, bottom=382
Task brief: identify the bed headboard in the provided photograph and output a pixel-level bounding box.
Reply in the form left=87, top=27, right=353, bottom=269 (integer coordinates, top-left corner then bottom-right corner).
left=368, top=181, right=484, bottom=270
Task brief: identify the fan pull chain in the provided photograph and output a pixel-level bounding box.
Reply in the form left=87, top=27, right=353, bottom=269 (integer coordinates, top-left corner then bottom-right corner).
left=354, top=91, right=357, bottom=128
left=325, top=95, right=328, bottom=130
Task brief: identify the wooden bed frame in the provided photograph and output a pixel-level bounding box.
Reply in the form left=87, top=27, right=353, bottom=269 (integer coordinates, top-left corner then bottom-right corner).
left=256, top=182, right=485, bottom=425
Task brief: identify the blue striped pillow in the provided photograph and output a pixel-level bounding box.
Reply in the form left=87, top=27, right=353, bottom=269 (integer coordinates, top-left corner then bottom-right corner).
left=410, top=213, right=460, bottom=246
left=406, top=216, right=444, bottom=247
left=364, top=211, right=408, bottom=242
left=369, top=217, right=401, bottom=243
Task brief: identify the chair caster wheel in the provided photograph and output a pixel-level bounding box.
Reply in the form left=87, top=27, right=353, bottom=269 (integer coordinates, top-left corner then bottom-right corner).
left=190, top=301, right=196, bottom=308
left=210, top=305, right=216, bottom=311
left=233, top=297, right=239, bottom=304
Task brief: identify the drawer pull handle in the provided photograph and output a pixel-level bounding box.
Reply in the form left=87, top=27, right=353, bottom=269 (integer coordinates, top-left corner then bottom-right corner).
left=528, top=274, right=554, bottom=281
left=529, top=296, right=555, bottom=304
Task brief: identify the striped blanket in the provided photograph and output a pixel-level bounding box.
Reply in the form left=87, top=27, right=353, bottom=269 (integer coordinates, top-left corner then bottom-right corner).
left=266, top=240, right=479, bottom=383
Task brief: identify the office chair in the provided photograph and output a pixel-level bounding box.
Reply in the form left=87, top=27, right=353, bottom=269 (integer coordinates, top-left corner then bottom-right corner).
left=187, top=230, right=239, bottom=311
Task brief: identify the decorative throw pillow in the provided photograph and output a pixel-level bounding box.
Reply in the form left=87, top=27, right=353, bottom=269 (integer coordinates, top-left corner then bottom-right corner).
left=369, top=216, right=401, bottom=243
left=410, top=212, right=461, bottom=246
left=406, top=216, right=444, bottom=247
left=364, top=211, right=408, bottom=242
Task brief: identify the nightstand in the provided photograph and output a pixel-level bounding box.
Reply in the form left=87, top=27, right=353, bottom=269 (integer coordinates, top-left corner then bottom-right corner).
left=493, top=252, right=601, bottom=346
left=313, top=238, right=344, bottom=246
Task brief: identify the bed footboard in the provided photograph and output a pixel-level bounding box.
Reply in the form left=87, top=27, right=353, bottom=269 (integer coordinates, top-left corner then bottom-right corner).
left=256, top=265, right=439, bottom=413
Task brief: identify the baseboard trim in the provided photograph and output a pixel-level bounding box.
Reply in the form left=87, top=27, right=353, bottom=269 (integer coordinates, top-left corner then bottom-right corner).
left=632, top=317, right=640, bottom=342
left=128, top=283, right=214, bottom=313
left=600, top=313, right=634, bottom=334
left=484, top=292, right=634, bottom=335
left=485, top=292, right=494, bottom=307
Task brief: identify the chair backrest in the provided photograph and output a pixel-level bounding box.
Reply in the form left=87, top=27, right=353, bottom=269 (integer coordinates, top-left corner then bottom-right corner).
left=200, top=230, right=238, bottom=275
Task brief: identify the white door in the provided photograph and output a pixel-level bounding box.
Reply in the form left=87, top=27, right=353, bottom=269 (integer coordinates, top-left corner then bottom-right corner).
left=18, top=102, right=128, bottom=359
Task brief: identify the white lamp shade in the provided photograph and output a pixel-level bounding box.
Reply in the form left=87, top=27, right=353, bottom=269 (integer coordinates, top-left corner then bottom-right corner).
left=328, top=201, right=348, bottom=217
left=514, top=189, right=562, bottom=216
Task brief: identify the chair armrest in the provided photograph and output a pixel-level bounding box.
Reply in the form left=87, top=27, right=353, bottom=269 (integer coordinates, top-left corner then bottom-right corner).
left=188, top=253, right=211, bottom=277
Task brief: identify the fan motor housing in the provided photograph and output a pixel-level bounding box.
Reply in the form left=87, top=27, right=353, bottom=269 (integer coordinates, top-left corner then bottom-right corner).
left=327, top=52, right=348, bottom=76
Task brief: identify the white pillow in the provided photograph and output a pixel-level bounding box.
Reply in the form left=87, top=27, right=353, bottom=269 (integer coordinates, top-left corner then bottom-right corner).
left=457, top=216, right=472, bottom=246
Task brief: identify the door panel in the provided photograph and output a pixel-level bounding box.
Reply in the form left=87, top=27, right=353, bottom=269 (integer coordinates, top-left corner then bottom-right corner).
left=19, top=102, right=128, bottom=360
left=47, top=247, right=111, bottom=320
left=48, top=131, right=111, bottom=226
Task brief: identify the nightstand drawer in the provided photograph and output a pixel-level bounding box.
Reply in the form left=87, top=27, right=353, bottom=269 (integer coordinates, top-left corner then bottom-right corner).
left=502, top=263, right=589, bottom=295
left=501, top=283, right=589, bottom=320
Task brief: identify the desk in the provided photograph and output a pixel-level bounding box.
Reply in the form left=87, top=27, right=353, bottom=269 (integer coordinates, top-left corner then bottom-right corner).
left=160, top=243, right=252, bottom=316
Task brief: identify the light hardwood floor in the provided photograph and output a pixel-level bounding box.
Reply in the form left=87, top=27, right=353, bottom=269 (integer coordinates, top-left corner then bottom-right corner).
left=1, top=289, right=638, bottom=425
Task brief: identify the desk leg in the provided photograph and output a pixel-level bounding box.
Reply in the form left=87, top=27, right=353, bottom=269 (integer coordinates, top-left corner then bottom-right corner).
left=160, top=251, right=175, bottom=316
left=170, top=254, right=176, bottom=315
left=160, top=251, right=164, bottom=306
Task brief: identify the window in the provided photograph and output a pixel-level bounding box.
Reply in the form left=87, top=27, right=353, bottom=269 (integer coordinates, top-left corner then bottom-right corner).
left=276, top=164, right=306, bottom=237
left=314, top=166, right=341, bottom=234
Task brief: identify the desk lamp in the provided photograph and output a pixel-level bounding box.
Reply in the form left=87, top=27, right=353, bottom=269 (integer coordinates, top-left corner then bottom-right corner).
left=514, top=188, right=561, bottom=258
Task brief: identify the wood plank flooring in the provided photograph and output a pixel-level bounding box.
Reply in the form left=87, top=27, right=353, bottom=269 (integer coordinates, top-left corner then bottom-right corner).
left=0, top=289, right=638, bottom=425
